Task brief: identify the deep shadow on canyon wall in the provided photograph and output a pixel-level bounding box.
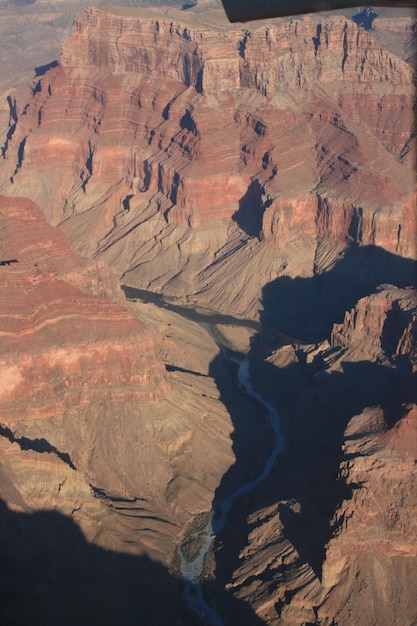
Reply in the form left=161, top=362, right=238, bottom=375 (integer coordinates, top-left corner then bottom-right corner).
left=0, top=498, right=263, bottom=626
left=209, top=245, right=417, bottom=623
left=260, top=244, right=417, bottom=340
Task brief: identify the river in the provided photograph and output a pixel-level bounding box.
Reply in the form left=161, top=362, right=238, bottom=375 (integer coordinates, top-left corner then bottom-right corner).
left=179, top=357, right=284, bottom=625
left=123, top=285, right=284, bottom=625
left=122, top=285, right=261, bottom=330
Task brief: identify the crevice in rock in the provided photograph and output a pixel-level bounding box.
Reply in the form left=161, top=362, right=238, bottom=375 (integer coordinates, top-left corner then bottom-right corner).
left=0, top=424, right=76, bottom=470
left=165, top=364, right=206, bottom=377
left=170, top=171, right=180, bottom=205
left=1, top=123, right=16, bottom=159
left=10, top=136, right=27, bottom=181
left=90, top=486, right=139, bottom=503
left=139, top=159, right=152, bottom=191
left=347, top=206, right=363, bottom=245
left=195, top=67, right=203, bottom=94
left=90, top=486, right=157, bottom=519
left=81, top=140, right=94, bottom=191
left=7, top=95, right=18, bottom=125
left=238, top=31, right=250, bottom=59
left=398, top=130, right=415, bottom=162
left=122, top=194, right=133, bottom=211
left=342, top=23, right=348, bottom=72
left=312, top=23, right=322, bottom=56
left=32, top=79, right=41, bottom=96
left=180, top=109, right=197, bottom=134
left=34, top=59, right=59, bottom=77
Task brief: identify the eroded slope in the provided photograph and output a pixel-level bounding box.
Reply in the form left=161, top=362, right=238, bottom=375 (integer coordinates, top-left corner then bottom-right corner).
left=0, top=194, right=246, bottom=623
left=0, top=7, right=415, bottom=321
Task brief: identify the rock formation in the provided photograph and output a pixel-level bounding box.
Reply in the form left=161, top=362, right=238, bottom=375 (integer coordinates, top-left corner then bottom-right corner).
left=0, top=6, right=415, bottom=320
left=0, top=194, right=169, bottom=421
left=0, top=3, right=416, bottom=625
left=0, top=193, right=249, bottom=623
left=211, top=285, right=417, bottom=625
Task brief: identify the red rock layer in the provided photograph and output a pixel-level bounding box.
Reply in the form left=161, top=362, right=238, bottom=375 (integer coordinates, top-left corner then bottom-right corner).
left=320, top=288, right=417, bottom=623
left=0, top=7, right=414, bottom=318
left=0, top=193, right=237, bottom=578
left=0, top=194, right=169, bottom=422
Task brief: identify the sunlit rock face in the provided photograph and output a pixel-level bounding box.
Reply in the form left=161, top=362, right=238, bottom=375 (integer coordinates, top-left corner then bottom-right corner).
left=0, top=194, right=169, bottom=421
left=0, top=194, right=236, bottom=572
left=0, top=6, right=415, bottom=320
left=0, top=5, right=416, bottom=624
left=331, top=286, right=417, bottom=363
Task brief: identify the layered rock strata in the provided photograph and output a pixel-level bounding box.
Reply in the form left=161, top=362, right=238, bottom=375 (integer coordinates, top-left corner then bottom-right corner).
left=0, top=194, right=169, bottom=421
left=211, top=286, right=417, bottom=625
left=320, top=404, right=417, bottom=626
left=0, top=5, right=416, bottom=624
left=0, top=193, right=243, bottom=623
left=0, top=6, right=415, bottom=320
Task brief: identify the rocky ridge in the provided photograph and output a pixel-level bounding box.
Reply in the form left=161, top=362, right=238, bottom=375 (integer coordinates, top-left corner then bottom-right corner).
left=210, top=285, right=417, bottom=625
left=0, top=4, right=416, bottom=625
left=0, top=6, right=415, bottom=321
left=0, top=194, right=169, bottom=421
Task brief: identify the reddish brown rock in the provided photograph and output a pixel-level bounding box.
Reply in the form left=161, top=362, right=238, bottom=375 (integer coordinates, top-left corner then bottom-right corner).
left=0, top=5, right=415, bottom=624
left=320, top=404, right=417, bottom=626
left=0, top=7, right=414, bottom=320
left=0, top=194, right=169, bottom=421
left=331, top=286, right=417, bottom=364
left=0, top=194, right=236, bottom=566
left=212, top=285, right=417, bottom=624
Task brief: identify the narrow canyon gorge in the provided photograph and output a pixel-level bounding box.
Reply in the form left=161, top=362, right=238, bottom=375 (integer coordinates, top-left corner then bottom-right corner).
left=0, top=1, right=416, bottom=624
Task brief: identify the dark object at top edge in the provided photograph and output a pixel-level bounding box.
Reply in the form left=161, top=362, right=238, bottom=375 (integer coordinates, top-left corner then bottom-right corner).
left=220, top=0, right=416, bottom=22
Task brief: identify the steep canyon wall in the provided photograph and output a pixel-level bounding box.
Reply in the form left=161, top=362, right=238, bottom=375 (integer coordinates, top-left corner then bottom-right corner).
left=0, top=193, right=241, bottom=623
left=0, top=4, right=416, bottom=625
left=0, top=6, right=415, bottom=320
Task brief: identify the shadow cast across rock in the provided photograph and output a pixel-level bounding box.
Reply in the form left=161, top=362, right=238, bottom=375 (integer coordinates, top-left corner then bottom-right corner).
left=207, top=244, right=416, bottom=619
left=0, top=499, right=181, bottom=626
left=232, top=180, right=271, bottom=240
left=260, top=244, right=417, bottom=340
left=0, top=497, right=263, bottom=626
left=201, top=352, right=272, bottom=625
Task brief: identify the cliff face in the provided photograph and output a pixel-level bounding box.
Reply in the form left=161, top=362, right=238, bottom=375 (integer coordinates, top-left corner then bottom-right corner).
left=331, top=286, right=417, bottom=363
left=0, top=193, right=237, bottom=577
left=322, top=289, right=417, bottom=626
left=0, top=194, right=169, bottom=421
left=214, top=286, right=417, bottom=625
left=320, top=404, right=417, bottom=626
left=0, top=6, right=415, bottom=319
left=0, top=6, right=416, bottom=624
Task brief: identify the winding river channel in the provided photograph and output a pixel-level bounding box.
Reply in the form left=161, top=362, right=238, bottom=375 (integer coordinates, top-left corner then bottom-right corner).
left=179, top=358, right=284, bottom=625
left=122, top=286, right=284, bottom=625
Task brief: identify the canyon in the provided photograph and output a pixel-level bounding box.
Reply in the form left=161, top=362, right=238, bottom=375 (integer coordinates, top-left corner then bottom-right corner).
left=0, top=4, right=415, bottom=323
left=0, top=192, right=264, bottom=623
left=0, top=1, right=416, bottom=624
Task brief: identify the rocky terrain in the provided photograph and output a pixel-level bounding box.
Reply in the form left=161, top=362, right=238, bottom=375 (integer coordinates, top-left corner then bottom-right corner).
left=210, top=284, right=417, bottom=625
left=0, top=0, right=191, bottom=156
left=0, top=4, right=415, bottom=322
left=0, top=194, right=262, bottom=623
left=0, top=2, right=416, bottom=625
